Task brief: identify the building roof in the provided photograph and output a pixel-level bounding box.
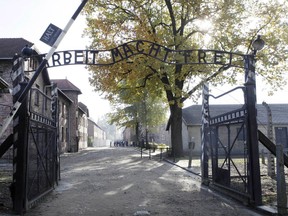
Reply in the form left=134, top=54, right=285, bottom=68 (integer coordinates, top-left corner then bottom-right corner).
left=258, top=104, right=288, bottom=125
left=78, top=102, right=89, bottom=116
left=182, top=104, right=288, bottom=126
left=88, top=117, right=102, bottom=130
left=57, top=89, right=73, bottom=103
left=0, top=38, right=33, bottom=59
left=51, top=79, right=82, bottom=94
left=0, top=38, right=51, bottom=85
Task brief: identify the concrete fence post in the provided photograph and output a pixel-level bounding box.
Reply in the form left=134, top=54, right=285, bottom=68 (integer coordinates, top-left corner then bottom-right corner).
left=276, top=144, right=287, bottom=215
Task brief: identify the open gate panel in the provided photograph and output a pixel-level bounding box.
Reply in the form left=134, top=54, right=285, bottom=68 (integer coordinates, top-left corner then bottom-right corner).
left=208, top=106, right=252, bottom=203
left=12, top=86, right=58, bottom=214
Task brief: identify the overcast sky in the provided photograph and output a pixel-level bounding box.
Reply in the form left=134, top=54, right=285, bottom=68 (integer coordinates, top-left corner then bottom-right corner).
left=1, top=0, right=288, bottom=121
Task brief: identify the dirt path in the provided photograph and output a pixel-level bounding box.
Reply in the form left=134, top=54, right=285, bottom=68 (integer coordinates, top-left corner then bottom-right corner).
left=26, top=147, right=261, bottom=216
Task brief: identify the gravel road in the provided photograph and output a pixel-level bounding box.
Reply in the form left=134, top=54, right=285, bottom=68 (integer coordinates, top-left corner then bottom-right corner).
left=25, top=147, right=262, bottom=216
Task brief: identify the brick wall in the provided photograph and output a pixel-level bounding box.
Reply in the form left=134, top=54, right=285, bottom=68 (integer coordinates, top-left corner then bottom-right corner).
left=61, top=91, right=79, bottom=152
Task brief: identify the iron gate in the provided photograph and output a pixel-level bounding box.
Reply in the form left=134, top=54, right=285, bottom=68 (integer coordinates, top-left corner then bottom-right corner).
left=209, top=105, right=250, bottom=201
left=201, top=55, right=262, bottom=205
left=26, top=87, right=58, bottom=207
left=12, top=81, right=58, bottom=214
left=202, top=89, right=261, bottom=204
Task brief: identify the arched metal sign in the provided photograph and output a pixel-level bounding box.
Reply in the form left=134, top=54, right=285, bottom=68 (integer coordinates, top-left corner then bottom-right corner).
left=33, top=40, right=246, bottom=69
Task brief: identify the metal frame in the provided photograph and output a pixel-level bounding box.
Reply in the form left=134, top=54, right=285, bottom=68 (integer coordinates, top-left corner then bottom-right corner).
left=25, top=87, right=58, bottom=208
left=12, top=84, right=58, bottom=214
left=201, top=54, right=262, bottom=206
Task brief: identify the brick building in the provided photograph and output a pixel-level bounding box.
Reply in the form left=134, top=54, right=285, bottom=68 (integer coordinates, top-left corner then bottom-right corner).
left=88, top=117, right=108, bottom=147
left=0, top=38, right=52, bottom=158
left=0, top=38, right=107, bottom=157
left=78, top=102, right=89, bottom=150
left=56, top=88, right=72, bottom=153
left=51, top=79, right=82, bottom=152
left=0, top=38, right=33, bottom=145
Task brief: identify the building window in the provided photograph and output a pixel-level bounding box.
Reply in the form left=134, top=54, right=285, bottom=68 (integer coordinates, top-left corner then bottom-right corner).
left=60, top=102, right=66, bottom=118
left=29, top=57, right=37, bottom=70
left=45, top=88, right=48, bottom=110
left=34, top=84, right=40, bottom=106
left=62, top=103, right=66, bottom=117
left=66, top=127, right=69, bottom=142
left=61, top=127, right=64, bottom=142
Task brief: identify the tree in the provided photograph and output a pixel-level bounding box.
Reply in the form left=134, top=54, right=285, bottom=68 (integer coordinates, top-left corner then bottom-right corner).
left=83, top=0, right=288, bottom=156
left=96, top=116, right=117, bottom=140
left=107, top=85, right=168, bottom=146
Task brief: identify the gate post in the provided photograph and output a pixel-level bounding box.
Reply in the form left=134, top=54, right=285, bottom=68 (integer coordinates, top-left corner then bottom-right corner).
left=11, top=56, right=29, bottom=214
left=262, top=102, right=275, bottom=177
left=244, top=54, right=262, bottom=206
left=13, top=83, right=29, bottom=214
left=276, top=144, right=287, bottom=215
left=201, top=83, right=209, bottom=185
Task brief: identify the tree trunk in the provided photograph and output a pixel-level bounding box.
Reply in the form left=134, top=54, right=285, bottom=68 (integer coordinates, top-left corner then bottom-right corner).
left=170, top=103, right=183, bottom=157
left=135, top=122, right=140, bottom=146
left=145, top=128, right=149, bottom=149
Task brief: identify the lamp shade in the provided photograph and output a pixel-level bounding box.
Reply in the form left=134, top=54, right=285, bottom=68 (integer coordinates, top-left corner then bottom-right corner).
left=252, top=35, right=265, bottom=51
left=21, top=45, right=34, bottom=57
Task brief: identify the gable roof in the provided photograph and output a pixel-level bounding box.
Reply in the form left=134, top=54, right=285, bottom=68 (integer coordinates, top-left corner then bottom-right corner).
left=88, top=117, right=103, bottom=130
left=78, top=102, right=89, bottom=116
left=258, top=104, right=288, bottom=125
left=51, top=79, right=82, bottom=94
left=0, top=38, right=33, bottom=59
left=182, top=104, right=288, bottom=125
left=57, top=89, right=73, bottom=103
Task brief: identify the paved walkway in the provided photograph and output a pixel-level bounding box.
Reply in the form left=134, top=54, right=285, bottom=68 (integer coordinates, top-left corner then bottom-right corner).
left=3, top=147, right=265, bottom=216
left=139, top=147, right=202, bottom=175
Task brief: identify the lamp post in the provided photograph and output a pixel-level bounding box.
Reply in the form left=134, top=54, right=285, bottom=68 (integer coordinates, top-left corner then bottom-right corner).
left=244, top=35, right=264, bottom=206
